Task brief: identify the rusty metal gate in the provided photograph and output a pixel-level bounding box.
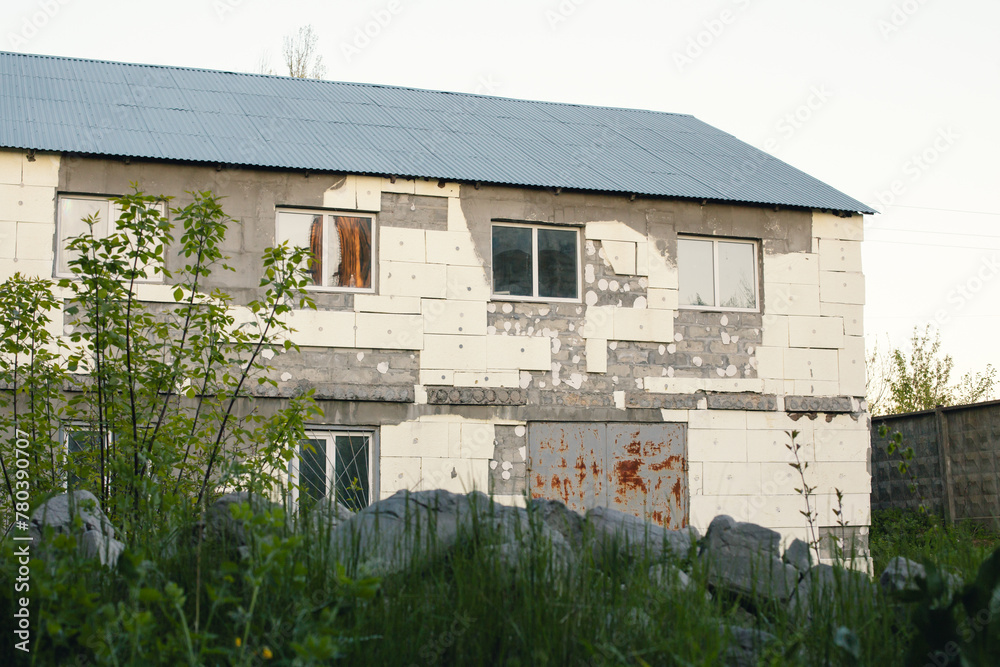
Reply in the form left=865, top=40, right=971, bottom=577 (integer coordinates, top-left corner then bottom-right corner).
left=528, top=422, right=688, bottom=528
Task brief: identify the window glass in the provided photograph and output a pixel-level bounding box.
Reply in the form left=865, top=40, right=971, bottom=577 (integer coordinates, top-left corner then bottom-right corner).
left=335, top=434, right=370, bottom=512
left=276, top=211, right=323, bottom=286
left=298, top=438, right=327, bottom=509
left=677, top=238, right=715, bottom=307
left=537, top=228, right=578, bottom=299
left=64, top=429, right=102, bottom=490
left=718, top=241, right=757, bottom=309
left=492, top=225, right=533, bottom=297
left=275, top=211, right=372, bottom=289
left=293, top=431, right=372, bottom=511
left=58, top=198, right=110, bottom=275
left=58, top=196, right=165, bottom=279
left=331, top=216, right=372, bottom=288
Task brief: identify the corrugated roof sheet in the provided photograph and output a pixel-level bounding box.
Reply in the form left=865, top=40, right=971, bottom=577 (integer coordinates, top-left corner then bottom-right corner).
left=0, top=51, right=874, bottom=214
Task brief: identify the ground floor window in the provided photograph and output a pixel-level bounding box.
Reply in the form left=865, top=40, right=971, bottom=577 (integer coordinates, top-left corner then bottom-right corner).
left=61, top=425, right=106, bottom=490
left=290, top=430, right=374, bottom=512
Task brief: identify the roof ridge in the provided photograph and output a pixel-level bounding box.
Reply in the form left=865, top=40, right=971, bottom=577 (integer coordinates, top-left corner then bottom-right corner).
left=0, top=50, right=695, bottom=119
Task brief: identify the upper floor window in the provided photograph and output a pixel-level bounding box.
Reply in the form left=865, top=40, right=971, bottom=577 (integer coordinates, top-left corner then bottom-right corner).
left=677, top=236, right=758, bottom=311
left=57, top=195, right=165, bottom=280
left=492, top=223, right=580, bottom=301
left=275, top=209, right=374, bottom=291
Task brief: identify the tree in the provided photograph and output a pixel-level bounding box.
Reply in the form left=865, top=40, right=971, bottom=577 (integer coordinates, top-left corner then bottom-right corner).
left=0, top=188, right=319, bottom=534
left=252, top=25, right=326, bottom=79
left=868, top=325, right=997, bottom=415
left=283, top=25, right=326, bottom=79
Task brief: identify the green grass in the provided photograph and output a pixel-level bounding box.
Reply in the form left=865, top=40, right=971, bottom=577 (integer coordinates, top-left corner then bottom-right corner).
left=5, top=502, right=1000, bottom=665
left=870, top=508, right=1000, bottom=579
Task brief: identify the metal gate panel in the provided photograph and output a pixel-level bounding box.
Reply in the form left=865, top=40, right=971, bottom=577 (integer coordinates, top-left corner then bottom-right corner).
left=607, top=423, right=688, bottom=528
left=529, top=422, right=688, bottom=528
left=528, top=422, right=607, bottom=512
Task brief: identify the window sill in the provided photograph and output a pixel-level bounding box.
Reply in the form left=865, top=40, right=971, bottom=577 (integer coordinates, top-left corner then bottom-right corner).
left=303, top=285, right=376, bottom=294
left=677, top=305, right=760, bottom=314
left=490, top=294, right=583, bottom=305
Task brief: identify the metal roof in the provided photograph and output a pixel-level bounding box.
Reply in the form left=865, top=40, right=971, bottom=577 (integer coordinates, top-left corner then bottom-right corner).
left=0, top=51, right=875, bottom=214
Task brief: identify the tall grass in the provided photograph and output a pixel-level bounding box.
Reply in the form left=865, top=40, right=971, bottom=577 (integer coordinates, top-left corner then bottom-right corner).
left=870, top=508, right=1000, bottom=579
left=3, top=496, right=963, bottom=666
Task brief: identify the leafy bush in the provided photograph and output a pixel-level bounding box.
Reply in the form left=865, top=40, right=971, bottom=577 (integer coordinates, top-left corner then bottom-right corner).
left=0, top=188, right=319, bottom=536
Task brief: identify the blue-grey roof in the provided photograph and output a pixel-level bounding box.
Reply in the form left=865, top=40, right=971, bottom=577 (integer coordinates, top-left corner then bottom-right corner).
left=0, top=51, right=874, bottom=214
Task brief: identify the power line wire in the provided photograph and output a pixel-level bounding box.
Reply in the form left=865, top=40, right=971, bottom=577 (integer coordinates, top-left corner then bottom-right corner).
left=881, top=204, right=1000, bottom=217
left=864, top=238, right=1000, bottom=250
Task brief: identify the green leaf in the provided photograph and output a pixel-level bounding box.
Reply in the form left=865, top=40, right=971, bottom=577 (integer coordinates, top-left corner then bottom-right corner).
left=138, top=587, right=163, bottom=603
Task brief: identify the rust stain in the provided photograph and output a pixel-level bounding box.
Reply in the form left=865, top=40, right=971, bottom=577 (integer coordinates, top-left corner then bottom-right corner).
left=649, top=454, right=684, bottom=472
left=671, top=478, right=683, bottom=507
left=614, top=458, right=648, bottom=494
left=574, top=456, right=588, bottom=485
left=650, top=510, right=664, bottom=526
left=535, top=474, right=545, bottom=488
left=645, top=438, right=663, bottom=457
left=625, top=439, right=641, bottom=456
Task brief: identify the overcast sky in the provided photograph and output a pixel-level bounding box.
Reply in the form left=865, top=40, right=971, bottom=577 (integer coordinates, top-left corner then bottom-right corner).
left=4, top=0, right=999, bottom=380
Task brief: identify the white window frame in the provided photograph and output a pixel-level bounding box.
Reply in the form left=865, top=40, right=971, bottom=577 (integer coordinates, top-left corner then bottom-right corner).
left=274, top=207, right=377, bottom=293
left=490, top=222, right=582, bottom=303
left=55, top=194, right=166, bottom=282
left=288, top=428, right=377, bottom=511
left=677, top=235, right=760, bottom=313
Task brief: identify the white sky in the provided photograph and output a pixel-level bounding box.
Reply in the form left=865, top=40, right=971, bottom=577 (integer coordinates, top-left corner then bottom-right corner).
left=4, top=0, right=999, bottom=378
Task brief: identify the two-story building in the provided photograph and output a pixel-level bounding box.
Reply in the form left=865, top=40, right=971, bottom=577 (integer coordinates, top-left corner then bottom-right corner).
left=0, top=51, right=874, bottom=545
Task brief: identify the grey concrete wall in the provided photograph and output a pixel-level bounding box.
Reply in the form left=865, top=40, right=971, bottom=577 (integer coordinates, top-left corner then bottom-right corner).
left=872, top=400, right=1000, bottom=523
left=56, top=156, right=816, bottom=421
left=871, top=412, right=944, bottom=516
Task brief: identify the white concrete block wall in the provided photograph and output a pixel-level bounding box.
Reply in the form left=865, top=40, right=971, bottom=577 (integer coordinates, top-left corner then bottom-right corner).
left=379, top=415, right=497, bottom=500
left=756, top=212, right=866, bottom=400
left=691, top=409, right=871, bottom=542
left=2, top=153, right=872, bottom=547
left=0, top=149, right=59, bottom=281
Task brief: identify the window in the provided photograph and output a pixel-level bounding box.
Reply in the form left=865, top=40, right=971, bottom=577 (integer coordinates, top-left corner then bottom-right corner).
left=491, top=223, right=580, bottom=301
left=275, top=209, right=374, bottom=290
left=60, top=426, right=106, bottom=490
left=57, top=195, right=165, bottom=279
left=289, top=430, right=374, bottom=512
left=677, top=236, right=758, bottom=310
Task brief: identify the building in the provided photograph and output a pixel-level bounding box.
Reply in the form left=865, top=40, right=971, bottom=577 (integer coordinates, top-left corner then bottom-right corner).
left=0, top=51, right=873, bottom=544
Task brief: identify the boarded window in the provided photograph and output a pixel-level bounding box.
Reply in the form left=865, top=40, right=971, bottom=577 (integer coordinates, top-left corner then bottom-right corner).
left=276, top=210, right=373, bottom=290
left=529, top=422, right=688, bottom=528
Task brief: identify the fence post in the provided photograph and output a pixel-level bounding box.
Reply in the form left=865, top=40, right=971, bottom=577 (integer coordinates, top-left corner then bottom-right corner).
left=935, top=405, right=956, bottom=525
